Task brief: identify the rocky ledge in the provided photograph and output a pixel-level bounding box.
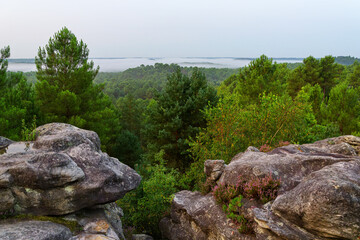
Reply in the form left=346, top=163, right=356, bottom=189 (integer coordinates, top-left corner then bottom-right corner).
left=160, top=135, right=360, bottom=239
left=0, top=123, right=142, bottom=240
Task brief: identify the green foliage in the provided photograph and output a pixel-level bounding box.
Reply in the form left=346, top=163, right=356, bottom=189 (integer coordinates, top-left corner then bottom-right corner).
left=219, top=55, right=288, bottom=104
left=116, top=94, right=147, bottom=137
left=320, top=81, right=360, bottom=134
left=21, top=116, right=37, bottom=141
left=223, top=196, right=243, bottom=223
left=0, top=46, right=38, bottom=140
left=143, top=67, right=218, bottom=170
left=186, top=90, right=326, bottom=188
left=34, top=27, right=120, bottom=151
left=0, top=46, right=10, bottom=87
left=347, top=61, right=360, bottom=88
left=213, top=174, right=281, bottom=235
left=190, top=93, right=316, bottom=164
left=221, top=196, right=252, bottom=234
left=287, top=56, right=343, bottom=97
left=35, top=27, right=99, bottom=121
left=112, top=130, right=142, bottom=168
left=118, top=150, right=178, bottom=238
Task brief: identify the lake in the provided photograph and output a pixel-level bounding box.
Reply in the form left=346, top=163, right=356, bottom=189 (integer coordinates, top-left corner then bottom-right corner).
left=7, top=57, right=303, bottom=72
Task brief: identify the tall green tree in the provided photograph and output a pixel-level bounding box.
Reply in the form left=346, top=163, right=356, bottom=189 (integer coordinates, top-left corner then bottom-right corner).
left=0, top=46, right=10, bottom=89
left=321, top=82, right=360, bottom=134
left=35, top=27, right=119, bottom=150
left=219, top=55, right=288, bottom=104
left=35, top=27, right=100, bottom=122
left=143, top=67, right=218, bottom=170
left=287, top=56, right=343, bottom=97
left=347, top=61, right=360, bottom=89
left=0, top=46, right=37, bottom=140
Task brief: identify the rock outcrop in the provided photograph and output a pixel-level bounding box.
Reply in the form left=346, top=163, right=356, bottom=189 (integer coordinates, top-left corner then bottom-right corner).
left=161, top=136, right=360, bottom=239
left=160, top=190, right=255, bottom=240
left=0, top=123, right=142, bottom=240
left=0, top=123, right=141, bottom=215
left=0, top=220, right=73, bottom=240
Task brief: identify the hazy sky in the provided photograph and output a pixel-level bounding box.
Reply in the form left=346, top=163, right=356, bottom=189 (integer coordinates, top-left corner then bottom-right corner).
left=1, top=0, right=360, bottom=58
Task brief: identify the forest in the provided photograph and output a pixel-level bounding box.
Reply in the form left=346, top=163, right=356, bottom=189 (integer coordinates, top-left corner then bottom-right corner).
left=1, top=27, right=360, bottom=238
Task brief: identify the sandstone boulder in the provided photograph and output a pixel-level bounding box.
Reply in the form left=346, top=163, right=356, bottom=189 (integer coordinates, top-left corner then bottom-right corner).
left=67, top=202, right=125, bottom=240
left=161, top=136, right=360, bottom=239
left=219, top=143, right=358, bottom=193
left=160, top=190, right=255, bottom=240
left=0, top=123, right=141, bottom=215
left=0, top=220, right=72, bottom=240
left=271, top=160, right=360, bottom=239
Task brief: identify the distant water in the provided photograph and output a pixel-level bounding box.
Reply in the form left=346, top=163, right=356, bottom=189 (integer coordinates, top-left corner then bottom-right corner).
left=7, top=57, right=303, bottom=72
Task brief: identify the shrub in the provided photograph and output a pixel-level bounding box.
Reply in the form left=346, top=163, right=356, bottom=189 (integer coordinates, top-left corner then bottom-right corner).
left=212, top=183, right=239, bottom=205
left=221, top=195, right=254, bottom=234
left=118, top=150, right=178, bottom=238
left=237, top=174, right=280, bottom=204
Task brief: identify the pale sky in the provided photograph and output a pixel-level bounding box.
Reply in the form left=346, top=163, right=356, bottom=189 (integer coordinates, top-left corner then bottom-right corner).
left=1, top=0, right=360, bottom=58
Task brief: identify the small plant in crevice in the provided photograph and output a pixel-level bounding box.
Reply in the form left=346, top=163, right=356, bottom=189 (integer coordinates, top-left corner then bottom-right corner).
left=211, top=174, right=281, bottom=235
left=212, top=183, right=239, bottom=204
left=259, top=140, right=290, bottom=152
left=220, top=195, right=254, bottom=234
left=259, top=143, right=272, bottom=152
left=237, top=174, right=281, bottom=204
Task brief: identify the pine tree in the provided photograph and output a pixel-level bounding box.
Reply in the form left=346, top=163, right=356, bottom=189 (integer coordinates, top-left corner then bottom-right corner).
left=35, top=27, right=119, bottom=150
left=35, top=27, right=100, bottom=122
left=143, top=67, right=218, bottom=170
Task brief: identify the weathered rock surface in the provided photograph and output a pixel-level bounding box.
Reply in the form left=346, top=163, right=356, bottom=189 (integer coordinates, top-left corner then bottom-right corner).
left=160, top=190, right=255, bottom=240
left=161, top=136, right=360, bottom=239
left=0, top=123, right=141, bottom=215
left=271, top=160, right=360, bottom=239
left=0, top=220, right=72, bottom=240
left=204, top=160, right=225, bottom=182
left=219, top=143, right=358, bottom=193
left=0, top=136, right=13, bottom=149
left=67, top=202, right=125, bottom=240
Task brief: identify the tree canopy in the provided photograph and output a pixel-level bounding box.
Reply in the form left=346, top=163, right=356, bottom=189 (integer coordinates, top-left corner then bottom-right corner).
left=35, top=27, right=119, bottom=150
left=143, top=67, right=218, bottom=170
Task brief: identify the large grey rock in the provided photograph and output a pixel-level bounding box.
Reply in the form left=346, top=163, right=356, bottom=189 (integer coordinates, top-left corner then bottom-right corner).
left=302, top=135, right=360, bottom=156
left=162, top=136, right=360, bottom=240
left=67, top=202, right=125, bottom=240
left=253, top=204, right=319, bottom=240
left=0, top=123, right=141, bottom=215
left=159, top=190, right=256, bottom=240
left=219, top=144, right=358, bottom=193
left=271, top=160, right=360, bottom=239
left=0, top=220, right=72, bottom=240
